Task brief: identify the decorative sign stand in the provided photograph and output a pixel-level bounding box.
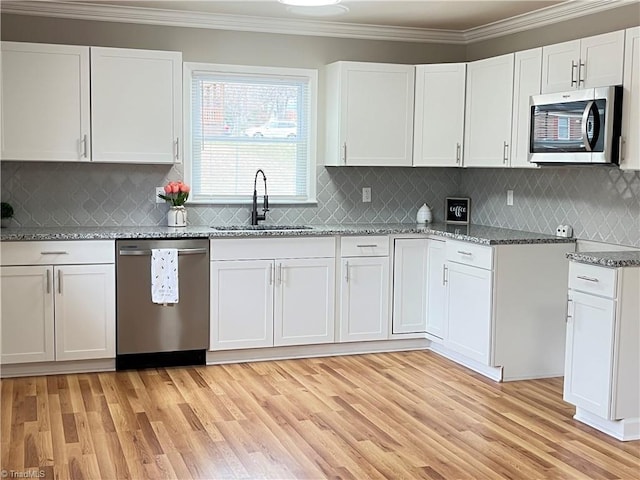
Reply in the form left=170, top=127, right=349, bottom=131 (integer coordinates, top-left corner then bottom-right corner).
left=445, top=197, right=471, bottom=224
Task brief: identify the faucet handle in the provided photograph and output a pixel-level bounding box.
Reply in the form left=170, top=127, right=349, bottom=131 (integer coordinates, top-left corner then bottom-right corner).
left=263, top=195, right=269, bottom=212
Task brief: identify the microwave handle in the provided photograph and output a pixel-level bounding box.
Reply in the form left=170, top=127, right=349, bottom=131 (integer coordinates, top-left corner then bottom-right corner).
left=581, top=100, right=599, bottom=152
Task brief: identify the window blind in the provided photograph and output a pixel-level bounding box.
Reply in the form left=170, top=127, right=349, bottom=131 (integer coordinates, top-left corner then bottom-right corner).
left=187, top=66, right=315, bottom=203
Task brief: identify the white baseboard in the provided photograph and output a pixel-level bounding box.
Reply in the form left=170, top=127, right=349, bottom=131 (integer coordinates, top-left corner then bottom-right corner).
left=574, top=408, right=640, bottom=441
left=1, top=358, right=115, bottom=378
left=428, top=342, right=503, bottom=382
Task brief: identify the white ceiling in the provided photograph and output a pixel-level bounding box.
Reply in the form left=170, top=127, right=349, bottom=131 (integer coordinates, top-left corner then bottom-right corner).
left=79, top=0, right=565, bottom=31
left=1, top=0, right=634, bottom=43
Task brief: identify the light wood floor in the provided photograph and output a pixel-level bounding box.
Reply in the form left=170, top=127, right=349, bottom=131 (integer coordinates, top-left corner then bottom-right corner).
left=1, top=351, right=639, bottom=479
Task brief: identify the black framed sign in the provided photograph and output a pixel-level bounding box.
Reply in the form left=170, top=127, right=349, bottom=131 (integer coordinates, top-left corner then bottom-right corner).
left=445, top=197, right=470, bottom=224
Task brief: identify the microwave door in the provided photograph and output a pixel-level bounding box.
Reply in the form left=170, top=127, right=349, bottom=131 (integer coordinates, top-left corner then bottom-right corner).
left=530, top=100, right=594, bottom=163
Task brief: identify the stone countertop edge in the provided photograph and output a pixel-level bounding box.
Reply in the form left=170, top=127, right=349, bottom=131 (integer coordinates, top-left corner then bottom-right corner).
left=566, top=251, right=640, bottom=268
left=0, top=223, right=577, bottom=246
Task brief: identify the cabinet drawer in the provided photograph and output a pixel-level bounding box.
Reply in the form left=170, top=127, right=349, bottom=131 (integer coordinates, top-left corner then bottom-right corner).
left=211, top=237, right=335, bottom=260
left=445, top=240, right=493, bottom=270
left=0, top=240, right=114, bottom=266
left=341, top=236, right=389, bottom=257
left=569, top=262, right=617, bottom=298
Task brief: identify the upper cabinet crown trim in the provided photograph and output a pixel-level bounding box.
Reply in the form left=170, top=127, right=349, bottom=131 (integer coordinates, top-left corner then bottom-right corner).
left=1, top=0, right=636, bottom=45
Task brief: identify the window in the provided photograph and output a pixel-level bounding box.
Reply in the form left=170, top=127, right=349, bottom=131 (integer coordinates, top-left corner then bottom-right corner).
left=184, top=63, right=317, bottom=204
left=557, top=116, right=569, bottom=140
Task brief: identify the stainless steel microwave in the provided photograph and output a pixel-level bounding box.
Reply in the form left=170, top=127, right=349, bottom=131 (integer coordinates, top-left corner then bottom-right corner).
left=529, top=86, right=623, bottom=165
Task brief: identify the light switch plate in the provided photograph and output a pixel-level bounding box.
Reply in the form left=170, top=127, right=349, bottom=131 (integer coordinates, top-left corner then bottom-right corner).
left=362, top=187, right=372, bottom=203
left=155, top=187, right=165, bottom=204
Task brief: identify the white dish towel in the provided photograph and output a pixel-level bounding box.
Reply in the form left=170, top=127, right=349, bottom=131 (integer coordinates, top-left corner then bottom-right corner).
left=151, top=248, right=179, bottom=304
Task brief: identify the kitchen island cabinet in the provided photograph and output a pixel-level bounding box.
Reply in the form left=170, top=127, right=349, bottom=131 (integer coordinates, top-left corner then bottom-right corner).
left=0, top=240, right=115, bottom=375
left=564, top=256, right=640, bottom=441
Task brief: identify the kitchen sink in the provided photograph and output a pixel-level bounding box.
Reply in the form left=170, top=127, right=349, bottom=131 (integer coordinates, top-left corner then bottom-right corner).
left=211, top=225, right=315, bottom=231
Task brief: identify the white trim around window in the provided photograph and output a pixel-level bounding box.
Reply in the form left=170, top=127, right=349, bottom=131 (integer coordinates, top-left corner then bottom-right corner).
left=183, top=62, right=317, bottom=205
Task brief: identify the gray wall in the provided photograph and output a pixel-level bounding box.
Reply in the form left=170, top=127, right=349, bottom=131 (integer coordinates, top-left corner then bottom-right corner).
left=1, top=10, right=639, bottom=247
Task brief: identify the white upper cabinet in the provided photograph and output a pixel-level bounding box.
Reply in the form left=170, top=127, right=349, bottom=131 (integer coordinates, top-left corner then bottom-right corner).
left=510, top=48, right=542, bottom=169
left=91, top=47, right=182, bottom=163
left=324, top=61, right=414, bottom=166
left=464, top=53, right=514, bottom=167
left=541, top=31, right=625, bottom=94
left=413, top=64, right=466, bottom=167
left=621, top=27, right=640, bottom=171
left=1, top=42, right=182, bottom=164
left=1, top=42, right=90, bottom=162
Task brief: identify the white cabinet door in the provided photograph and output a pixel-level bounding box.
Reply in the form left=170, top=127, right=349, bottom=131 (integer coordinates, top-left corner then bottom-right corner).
left=510, top=48, right=542, bottom=169
left=541, top=39, right=581, bottom=94
left=413, top=64, right=465, bottom=167
left=564, top=291, right=615, bottom=419
left=339, top=257, right=389, bottom=342
left=54, top=265, right=115, bottom=361
left=621, top=27, right=640, bottom=171
left=464, top=53, right=514, bottom=167
left=91, top=47, right=182, bottom=164
left=541, top=31, right=624, bottom=93
left=325, top=62, right=414, bottom=166
left=1, top=42, right=90, bottom=162
left=426, top=239, right=446, bottom=339
left=0, top=266, right=55, bottom=364
left=274, top=258, right=335, bottom=346
left=444, top=262, right=493, bottom=364
left=210, top=260, right=274, bottom=350
left=580, top=30, right=625, bottom=89
left=392, top=239, right=428, bottom=334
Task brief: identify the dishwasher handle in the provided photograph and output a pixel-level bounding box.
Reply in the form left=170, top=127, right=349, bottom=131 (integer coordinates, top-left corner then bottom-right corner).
left=118, top=247, right=208, bottom=256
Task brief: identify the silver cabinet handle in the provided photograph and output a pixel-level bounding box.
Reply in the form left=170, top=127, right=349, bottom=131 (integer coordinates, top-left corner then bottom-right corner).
left=566, top=298, right=573, bottom=323
left=277, top=263, right=283, bottom=285
left=41, top=251, right=69, bottom=255
left=175, top=138, right=180, bottom=160
left=457, top=250, right=473, bottom=256
left=46, top=269, right=51, bottom=294
left=442, top=265, right=448, bottom=286
left=619, top=136, right=625, bottom=164
left=356, top=244, right=379, bottom=248
left=578, top=60, right=585, bottom=85
left=342, top=142, right=347, bottom=163
left=571, top=61, right=578, bottom=86
left=57, top=269, right=62, bottom=294
left=581, top=100, right=596, bottom=153
left=344, top=261, right=349, bottom=283
left=81, top=134, right=88, bottom=158
left=268, top=263, right=273, bottom=285
left=456, top=143, right=461, bottom=164
left=503, top=141, right=509, bottom=164
left=577, top=275, right=599, bottom=283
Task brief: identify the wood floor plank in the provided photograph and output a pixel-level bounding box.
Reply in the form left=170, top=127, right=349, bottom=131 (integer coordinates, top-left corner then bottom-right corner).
left=2, top=350, right=639, bottom=479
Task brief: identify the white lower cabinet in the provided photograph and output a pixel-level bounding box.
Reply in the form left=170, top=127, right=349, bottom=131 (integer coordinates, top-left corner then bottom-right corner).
left=425, top=239, right=446, bottom=339
left=444, top=261, right=493, bottom=364
left=392, top=238, right=428, bottom=334
left=210, top=238, right=335, bottom=350
left=339, top=236, right=390, bottom=342
left=0, top=241, right=115, bottom=365
left=564, top=262, right=639, bottom=441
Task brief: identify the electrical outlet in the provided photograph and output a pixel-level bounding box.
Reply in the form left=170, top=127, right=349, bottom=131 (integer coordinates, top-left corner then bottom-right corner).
left=155, top=187, right=165, bottom=204
left=506, top=190, right=514, bottom=206
left=362, top=187, right=372, bottom=203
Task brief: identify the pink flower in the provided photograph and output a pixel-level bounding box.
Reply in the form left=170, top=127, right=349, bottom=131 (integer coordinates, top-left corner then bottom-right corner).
left=179, top=184, right=190, bottom=193
left=171, top=183, right=180, bottom=193
left=164, top=184, right=172, bottom=194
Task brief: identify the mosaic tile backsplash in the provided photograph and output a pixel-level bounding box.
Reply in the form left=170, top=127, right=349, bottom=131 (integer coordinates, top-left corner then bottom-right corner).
left=0, top=161, right=460, bottom=228
left=1, top=162, right=638, bottom=247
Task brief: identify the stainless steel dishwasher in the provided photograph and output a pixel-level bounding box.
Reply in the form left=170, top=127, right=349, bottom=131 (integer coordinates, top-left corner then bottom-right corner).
left=116, top=238, right=209, bottom=370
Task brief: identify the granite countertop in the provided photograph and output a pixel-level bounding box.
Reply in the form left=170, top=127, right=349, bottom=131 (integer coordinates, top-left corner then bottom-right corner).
left=566, top=251, right=640, bottom=268
left=0, top=223, right=576, bottom=246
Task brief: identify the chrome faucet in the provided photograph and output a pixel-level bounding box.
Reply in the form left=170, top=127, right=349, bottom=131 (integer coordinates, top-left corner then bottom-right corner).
left=251, top=169, right=269, bottom=225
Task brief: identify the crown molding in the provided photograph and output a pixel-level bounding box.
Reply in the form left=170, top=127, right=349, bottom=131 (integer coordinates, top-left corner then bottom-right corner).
left=0, top=0, right=635, bottom=44
left=463, top=0, right=639, bottom=43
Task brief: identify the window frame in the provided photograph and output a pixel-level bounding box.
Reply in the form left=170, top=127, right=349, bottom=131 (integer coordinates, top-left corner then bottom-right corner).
left=183, top=62, right=318, bottom=205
